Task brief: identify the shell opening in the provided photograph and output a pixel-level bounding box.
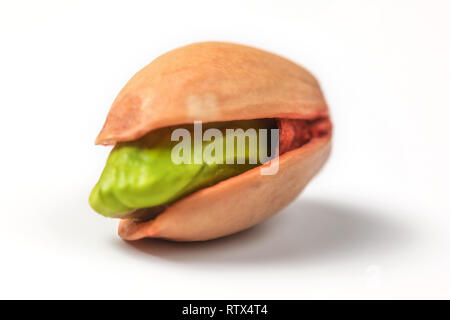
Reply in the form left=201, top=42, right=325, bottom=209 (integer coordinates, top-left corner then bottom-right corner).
left=126, top=116, right=332, bottom=221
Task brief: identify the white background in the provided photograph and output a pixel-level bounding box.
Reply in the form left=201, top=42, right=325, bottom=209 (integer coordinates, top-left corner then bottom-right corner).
left=1, top=0, right=449, bottom=299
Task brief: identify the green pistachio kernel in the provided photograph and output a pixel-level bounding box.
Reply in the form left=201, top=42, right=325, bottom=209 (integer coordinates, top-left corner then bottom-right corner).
left=89, top=119, right=276, bottom=218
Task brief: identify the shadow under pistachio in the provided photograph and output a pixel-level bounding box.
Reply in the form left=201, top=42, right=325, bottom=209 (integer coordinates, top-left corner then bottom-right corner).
left=120, top=198, right=412, bottom=265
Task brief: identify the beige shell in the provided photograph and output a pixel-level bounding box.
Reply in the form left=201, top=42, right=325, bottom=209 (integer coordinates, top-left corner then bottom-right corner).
left=96, top=42, right=328, bottom=145
left=95, top=41, right=332, bottom=241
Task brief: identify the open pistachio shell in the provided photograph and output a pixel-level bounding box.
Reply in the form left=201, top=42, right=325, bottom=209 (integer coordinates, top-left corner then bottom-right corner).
left=94, top=41, right=332, bottom=241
